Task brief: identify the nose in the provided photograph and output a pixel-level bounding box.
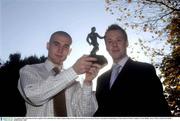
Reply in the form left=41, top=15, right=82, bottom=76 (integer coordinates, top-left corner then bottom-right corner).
left=111, top=41, right=118, bottom=47
left=57, top=46, right=63, bottom=53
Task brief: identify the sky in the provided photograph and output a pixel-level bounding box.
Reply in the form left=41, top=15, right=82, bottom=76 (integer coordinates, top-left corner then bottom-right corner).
left=0, top=0, right=164, bottom=89
left=1, top=0, right=115, bottom=63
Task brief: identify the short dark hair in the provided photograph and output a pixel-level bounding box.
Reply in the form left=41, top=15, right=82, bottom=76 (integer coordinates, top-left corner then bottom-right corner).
left=105, top=24, right=128, bottom=41
left=49, top=31, right=72, bottom=43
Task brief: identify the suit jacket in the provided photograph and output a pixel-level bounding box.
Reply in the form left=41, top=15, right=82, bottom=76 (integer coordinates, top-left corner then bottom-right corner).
left=94, top=58, right=171, bottom=116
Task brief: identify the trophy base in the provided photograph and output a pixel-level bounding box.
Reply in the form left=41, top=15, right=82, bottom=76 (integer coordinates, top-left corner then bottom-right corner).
left=90, top=54, right=108, bottom=65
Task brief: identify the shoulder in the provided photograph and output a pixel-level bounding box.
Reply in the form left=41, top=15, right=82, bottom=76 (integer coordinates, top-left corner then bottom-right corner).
left=100, top=69, right=111, bottom=77
left=97, top=69, right=111, bottom=85
left=127, top=59, right=155, bottom=71
left=20, top=63, right=44, bottom=74
left=123, top=59, right=157, bottom=77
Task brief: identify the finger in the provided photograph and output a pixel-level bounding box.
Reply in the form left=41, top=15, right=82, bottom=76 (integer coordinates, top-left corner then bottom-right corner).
left=81, top=63, right=92, bottom=72
left=84, top=66, right=92, bottom=72
left=90, top=67, right=99, bottom=75
left=88, top=67, right=95, bottom=73
left=84, top=62, right=95, bottom=71
left=82, top=55, right=88, bottom=58
left=92, top=63, right=102, bottom=69
left=87, top=66, right=98, bottom=72
left=94, top=63, right=107, bottom=69
left=84, top=56, right=97, bottom=62
left=85, top=61, right=93, bottom=66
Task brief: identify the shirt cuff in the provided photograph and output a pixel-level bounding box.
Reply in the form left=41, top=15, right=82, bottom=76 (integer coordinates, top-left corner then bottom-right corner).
left=82, top=83, right=93, bottom=95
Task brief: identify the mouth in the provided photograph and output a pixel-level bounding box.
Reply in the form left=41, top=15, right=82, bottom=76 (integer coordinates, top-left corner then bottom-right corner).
left=55, top=54, right=63, bottom=58
left=112, top=49, right=120, bottom=52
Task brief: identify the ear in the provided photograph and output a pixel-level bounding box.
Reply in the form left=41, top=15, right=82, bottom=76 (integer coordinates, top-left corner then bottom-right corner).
left=46, top=42, right=49, bottom=50
left=105, top=42, right=109, bottom=51
left=106, top=45, right=108, bottom=51
left=126, top=40, right=129, bottom=47
left=68, top=48, right=72, bottom=56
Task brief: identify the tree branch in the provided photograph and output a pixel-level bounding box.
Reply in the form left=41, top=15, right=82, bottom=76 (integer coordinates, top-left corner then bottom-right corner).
left=145, top=0, right=180, bottom=12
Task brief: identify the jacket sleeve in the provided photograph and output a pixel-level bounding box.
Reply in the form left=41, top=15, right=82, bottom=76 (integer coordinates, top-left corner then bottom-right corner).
left=146, top=65, right=171, bottom=116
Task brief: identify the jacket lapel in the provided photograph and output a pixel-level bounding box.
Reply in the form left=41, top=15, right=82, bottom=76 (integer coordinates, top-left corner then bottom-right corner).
left=105, top=69, right=112, bottom=91
left=110, top=58, right=134, bottom=90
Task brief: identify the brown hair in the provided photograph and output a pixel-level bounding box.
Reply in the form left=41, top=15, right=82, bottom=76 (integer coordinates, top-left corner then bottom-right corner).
left=105, top=24, right=128, bottom=41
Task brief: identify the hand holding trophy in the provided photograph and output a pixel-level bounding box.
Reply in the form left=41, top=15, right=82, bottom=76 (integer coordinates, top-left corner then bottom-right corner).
left=86, top=27, right=108, bottom=66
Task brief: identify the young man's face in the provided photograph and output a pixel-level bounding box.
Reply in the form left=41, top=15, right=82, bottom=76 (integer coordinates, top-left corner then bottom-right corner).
left=47, top=34, right=71, bottom=65
left=105, top=30, right=128, bottom=63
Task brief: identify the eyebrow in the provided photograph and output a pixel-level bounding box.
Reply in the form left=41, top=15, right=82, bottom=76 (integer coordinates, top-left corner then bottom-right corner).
left=50, top=40, right=59, bottom=44
left=51, top=40, right=71, bottom=46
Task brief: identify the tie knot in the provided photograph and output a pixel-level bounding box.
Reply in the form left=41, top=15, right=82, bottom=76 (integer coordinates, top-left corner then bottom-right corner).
left=52, top=67, right=60, bottom=76
left=113, top=64, right=121, bottom=71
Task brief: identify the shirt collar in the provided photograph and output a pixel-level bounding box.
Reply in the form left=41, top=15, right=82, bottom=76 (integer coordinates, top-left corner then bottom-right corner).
left=112, top=56, right=129, bottom=68
left=45, top=59, right=63, bottom=72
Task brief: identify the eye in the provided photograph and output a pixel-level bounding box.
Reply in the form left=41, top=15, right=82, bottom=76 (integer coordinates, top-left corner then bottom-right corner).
left=118, top=39, right=125, bottom=43
left=117, top=39, right=122, bottom=42
left=63, top=45, right=70, bottom=49
left=52, top=41, right=59, bottom=46
left=107, top=39, right=112, bottom=44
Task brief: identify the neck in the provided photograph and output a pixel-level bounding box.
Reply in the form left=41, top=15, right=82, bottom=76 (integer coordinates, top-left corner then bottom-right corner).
left=48, top=58, right=63, bottom=67
left=113, top=55, right=127, bottom=63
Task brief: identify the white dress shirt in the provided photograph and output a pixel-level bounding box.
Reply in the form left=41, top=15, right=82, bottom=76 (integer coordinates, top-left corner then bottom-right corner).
left=18, top=60, right=98, bottom=117
left=112, top=56, right=129, bottom=72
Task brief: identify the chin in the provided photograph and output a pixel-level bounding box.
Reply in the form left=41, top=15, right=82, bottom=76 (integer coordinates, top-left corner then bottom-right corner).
left=112, top=54, right=120, bottom=58
left=52, top=60, right=61, bottom=65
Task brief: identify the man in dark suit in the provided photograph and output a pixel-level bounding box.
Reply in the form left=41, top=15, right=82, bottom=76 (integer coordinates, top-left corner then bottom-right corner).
left=94, top=24, right=171, bottom=116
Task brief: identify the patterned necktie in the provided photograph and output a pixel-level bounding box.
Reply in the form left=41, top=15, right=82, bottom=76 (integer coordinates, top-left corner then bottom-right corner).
left=110, top=64, right=121, bottom=89
left=52, top=67, right=67, bottom=116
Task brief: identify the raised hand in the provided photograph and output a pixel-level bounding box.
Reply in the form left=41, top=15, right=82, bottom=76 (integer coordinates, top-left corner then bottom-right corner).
left=72, top=55, right=97, bottom=75
left=84, top=63, right=105, bottom=85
